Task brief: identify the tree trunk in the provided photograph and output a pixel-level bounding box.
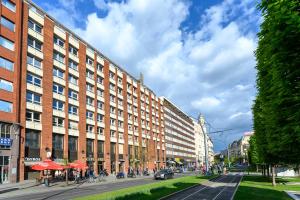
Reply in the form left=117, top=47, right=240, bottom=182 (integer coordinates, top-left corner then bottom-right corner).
left=256, top=164, right=258, bottom=172
left=267, top=165, right=270, bottom=177
left=272, top=165, right=276, bottom=186
left=262, top=165, right=265, bottom=176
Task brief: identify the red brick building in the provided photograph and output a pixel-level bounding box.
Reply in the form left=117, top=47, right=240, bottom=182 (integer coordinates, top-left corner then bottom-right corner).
left=0, top=0, right=166, bottom=182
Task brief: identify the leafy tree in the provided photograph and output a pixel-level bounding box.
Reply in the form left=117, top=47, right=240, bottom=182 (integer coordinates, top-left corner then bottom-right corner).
left=254, top=0, right=300, bottom=186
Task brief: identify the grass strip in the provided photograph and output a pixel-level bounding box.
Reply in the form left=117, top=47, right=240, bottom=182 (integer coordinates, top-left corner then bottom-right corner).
left=234, top=175, right=300, bottom=200
left=76, top=175, right=214, bottom=200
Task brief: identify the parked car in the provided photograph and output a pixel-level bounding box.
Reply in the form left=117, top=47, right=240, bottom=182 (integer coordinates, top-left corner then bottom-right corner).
left=154, top=169, right=174, bottom=180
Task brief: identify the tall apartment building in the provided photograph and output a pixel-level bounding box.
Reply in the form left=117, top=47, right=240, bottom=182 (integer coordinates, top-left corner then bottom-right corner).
left=162, top=98, right=196, bottom=168
left=0, top=0, right=166, bottom=183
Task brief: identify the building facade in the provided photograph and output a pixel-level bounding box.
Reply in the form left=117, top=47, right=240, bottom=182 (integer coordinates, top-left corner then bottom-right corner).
left=162, top=98, right=196, bottom=168
left=0, top=0, right=166, bottom=183
left=0, top=0, right=23, bottom=184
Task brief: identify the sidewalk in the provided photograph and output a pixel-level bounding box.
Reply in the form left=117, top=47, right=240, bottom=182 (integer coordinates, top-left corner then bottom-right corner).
left=0, top=174, right=154, bottom=199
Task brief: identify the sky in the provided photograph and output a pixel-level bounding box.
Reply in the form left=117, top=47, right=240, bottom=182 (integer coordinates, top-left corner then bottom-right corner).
left=32, top=0, right=261, bottom=152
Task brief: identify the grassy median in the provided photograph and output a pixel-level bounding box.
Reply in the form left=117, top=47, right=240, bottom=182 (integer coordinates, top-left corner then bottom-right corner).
left=234, top=176, right=300, bottom=200
left=76, top=175, right=214, bottom=200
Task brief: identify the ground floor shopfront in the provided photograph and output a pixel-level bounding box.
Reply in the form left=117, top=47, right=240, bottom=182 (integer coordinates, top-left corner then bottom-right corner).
left=0, top=122, right=20, bottom=184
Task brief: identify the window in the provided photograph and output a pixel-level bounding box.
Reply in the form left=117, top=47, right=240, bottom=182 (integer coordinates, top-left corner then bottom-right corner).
left=110, top=106, right=115, bottom=114
left=53, top=68, right=64, bottom=79
left=26, top=110, right=40, bottom=122
left=118, top=99, right=123, bottom=106
left=0, top=79, right=13, bottom=92
left=68, top=136, right=77, bottom=151
left=53, top=116, right=64, bottom=127
left=68, top=90, right=78, bottom=100
left=118, top=110, right=123, bottom=117
left=0, top=123, right=11, bottom=149
left=68, top=59, right=78, bottom=70
left=53, top=83, right=64, bottom=95
left=109, top=83, right=115, bottom=91
left=86, top=69, right=94, bottom=79
left=86, top=125, right=94, bottom=133
left=68, top=45, right=77, bottom=55
left=27, top=73, right=41, bottom=87
left=0, top=100, right=12, bottom=112
left=97, top=63, right=103, bottom=72
left=86, top=111, right=94, bottom=120
left=118, top=77, right=122, bottom=84
left=118, top=121, right=123, bottom=128
left=54, top=36, right=64, bottom=47
left=53, top=51, right=64, bottom=63
left=118, top=87, right=122, bottom=95
left=86, top=139, right=94, bottom=154
left=110, top=118, right=115, bottom=126
left=0, top=16, right=14, bottom=31
left=97, top=76, right=103, bottom=84
left=27, top=54, right=42, bottom=68
left=86, top=96, right=94, bottom=106
left=25, top=130, right=40, bottom=149
left=52, top=99, right=64, bottom=111
left=0, top=36, right=14, bottom=51
left=86, top=57, right=93, bottom=65
left=97, top=114, right=103, bottom=122
left=97, top=127, right=103, bottom=135
left=68, top=105, right=78, bottom=115
left=68, top=120, right=78, bottom=130
left=110, top=94, right=115, bottom=102
left=68, top=75, right=78, bottom=85
left=0, top=57, right=13, bottom=71
left=97, top=101, right=103, bottom=109
left=26, top=91, right=41, bottom=105
left=52, top=134, right=63, bottom=150
left=97, top=89, right=103, bottom=97
left=28, top=37, right=42, bottom=51
left=1, top=0, right=16, bottom=12
left=110, top=130, right=116, bottom=137
left=86, top=83, right=93, bottom=92
left=109, top=72, right=115, bottom=79
left=28, top=19, right=42, bottom=34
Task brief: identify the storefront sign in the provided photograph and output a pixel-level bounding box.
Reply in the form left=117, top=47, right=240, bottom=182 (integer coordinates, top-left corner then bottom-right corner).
left=97, top=158, right=104, bottom=161
left=0, top=138, right=12, bottom=146
left=25, top=157, right=41, bottom=162
left=87, top=157, right=94, bottom=161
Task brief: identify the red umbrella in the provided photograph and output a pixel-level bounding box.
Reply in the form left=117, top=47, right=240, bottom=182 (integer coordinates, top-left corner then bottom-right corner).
left=69, top=160, right=88, bottom=170
left=32, top=159, right=64, bottom=171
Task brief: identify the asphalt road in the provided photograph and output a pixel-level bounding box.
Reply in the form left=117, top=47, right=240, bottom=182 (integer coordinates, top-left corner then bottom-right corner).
left=2, top=172, right=194, bottom=200
left=162, top=173, right=243, bottom=200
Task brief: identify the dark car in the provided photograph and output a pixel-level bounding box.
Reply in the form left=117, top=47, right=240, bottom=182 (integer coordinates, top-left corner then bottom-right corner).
left=154, top=169, right=174, bottom=180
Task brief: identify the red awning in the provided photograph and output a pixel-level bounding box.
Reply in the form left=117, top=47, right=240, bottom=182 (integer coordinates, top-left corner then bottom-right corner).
left=69, top=160, right=88, bottom=170
left=31, top=159, right=64, bottom=171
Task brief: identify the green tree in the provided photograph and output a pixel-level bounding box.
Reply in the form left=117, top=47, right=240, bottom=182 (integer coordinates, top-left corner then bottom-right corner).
left=254, top=0, right=300, bottom=186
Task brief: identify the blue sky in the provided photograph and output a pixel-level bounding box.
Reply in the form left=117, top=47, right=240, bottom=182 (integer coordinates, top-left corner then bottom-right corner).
left=32, top=0, right=261, bottom=152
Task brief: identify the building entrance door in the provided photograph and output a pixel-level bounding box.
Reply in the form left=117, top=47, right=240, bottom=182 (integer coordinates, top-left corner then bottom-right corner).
left=0, top=165, right=9, bottom=184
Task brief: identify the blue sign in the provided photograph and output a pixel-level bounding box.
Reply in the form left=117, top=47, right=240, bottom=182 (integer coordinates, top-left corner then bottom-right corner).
left=0, top=138, right=12, bottom=146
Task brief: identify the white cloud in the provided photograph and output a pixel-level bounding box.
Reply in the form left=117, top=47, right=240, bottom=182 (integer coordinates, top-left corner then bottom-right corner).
left=192, top=97, right=221, bottom=108
left=41, top=0, right=260, bottom=151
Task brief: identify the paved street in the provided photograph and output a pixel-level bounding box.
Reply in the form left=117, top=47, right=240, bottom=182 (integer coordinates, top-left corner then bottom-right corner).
left=162, top=173, right=243, bottom=200
left=0, top=172, right=195, bottom=200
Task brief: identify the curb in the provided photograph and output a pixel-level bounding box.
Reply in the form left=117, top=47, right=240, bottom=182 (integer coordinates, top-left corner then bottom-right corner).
left=159, top=175, right=221, bottom=200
